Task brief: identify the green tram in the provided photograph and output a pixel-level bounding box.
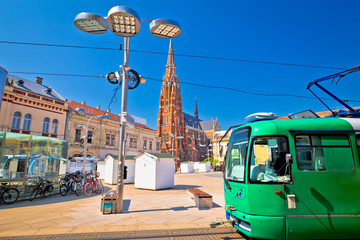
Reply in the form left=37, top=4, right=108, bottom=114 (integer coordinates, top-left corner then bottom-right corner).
left=222, top=116, right=360, bottom=239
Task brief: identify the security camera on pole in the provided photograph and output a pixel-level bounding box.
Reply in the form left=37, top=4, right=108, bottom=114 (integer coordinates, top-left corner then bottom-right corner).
left=74, top=5, right=182, bottom=213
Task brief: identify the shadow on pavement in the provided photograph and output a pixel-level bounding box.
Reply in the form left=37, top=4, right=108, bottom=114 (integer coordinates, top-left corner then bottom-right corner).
left=173, top=184, right=203, bottom=190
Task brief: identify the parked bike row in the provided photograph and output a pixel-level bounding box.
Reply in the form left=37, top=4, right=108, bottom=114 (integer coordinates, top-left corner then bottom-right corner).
left=59, top=171, right=103, bottom=197
left=0, top=172, right=103, bottom=204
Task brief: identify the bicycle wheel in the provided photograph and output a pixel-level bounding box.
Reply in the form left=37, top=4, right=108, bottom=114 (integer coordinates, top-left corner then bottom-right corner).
left=60, top=184, right=68, bottom=196
left=44, top=185, right=54, bottom=197
left=74, top=183, right=81, bottom=196
left=29, top=188, right=39, bottom=201
left=1, top=188, right=19, bottom=204
left=95, top=180, right=104, bottom=194
left=84, top=182, right=92, bottom=196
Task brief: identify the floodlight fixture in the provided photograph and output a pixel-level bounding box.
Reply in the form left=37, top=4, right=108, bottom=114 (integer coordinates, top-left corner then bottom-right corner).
left=150, top=19, right=182, bottom=38
left=107, top=6, right=141, bottom=37
left=139, top=76, right=146, bottom=84
left=74, top=12, right=107, bottom=34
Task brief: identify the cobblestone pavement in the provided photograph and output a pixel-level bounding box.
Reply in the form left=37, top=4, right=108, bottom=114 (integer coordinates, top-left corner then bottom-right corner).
left=0, top=227, right=246, bottom=240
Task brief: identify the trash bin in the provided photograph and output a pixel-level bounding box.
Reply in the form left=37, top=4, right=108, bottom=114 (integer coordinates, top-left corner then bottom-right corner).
left=100, top=191, right=117, bottom=214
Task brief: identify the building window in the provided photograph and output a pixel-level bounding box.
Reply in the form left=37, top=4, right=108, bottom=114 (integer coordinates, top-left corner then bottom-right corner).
left=130, top=137, right=137, bottom=148
left=149, top=141, right=153, bottom=150
left=143, top=139, right=147, bottom=150
left=75, top=129, right=81, bottom=142
left=12, top=112, right=21, bottom=129
left=51, top=119, right=58, bottom=134
left=156, top=142, right=160, bottom=151
left=23, top=114, right=31, bottom=131
left=111, top=134, right=115, bottom=146
left=87, top=131, right=93, bottom=144
left=42, top=117, right=50, bottom=133
left=106, top=134, right=111, bottom=145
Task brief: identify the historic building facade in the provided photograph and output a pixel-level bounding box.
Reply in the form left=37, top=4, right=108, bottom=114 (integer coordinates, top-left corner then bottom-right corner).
left=157, top=40, right=220, bottom=162
left=66, top=100, right=161, bottom=159
left=0, top=75, right=68, bottom=139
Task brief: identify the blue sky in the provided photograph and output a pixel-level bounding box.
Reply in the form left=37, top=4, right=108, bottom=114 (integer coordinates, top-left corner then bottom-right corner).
left=1, top=0, right=360, bottom=130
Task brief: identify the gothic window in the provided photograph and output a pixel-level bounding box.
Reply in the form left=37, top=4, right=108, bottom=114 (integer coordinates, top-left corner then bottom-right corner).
left=23, top=114, right=31, bottom=131
left=42, top=117, right=50, bottom=133
left=12, top=112, right=21, bottom=129
left=165, top=86, right=169, bottom=105
left=188, top=137, right=192, bottom=144
left=51, top=119, right=58, bottom=134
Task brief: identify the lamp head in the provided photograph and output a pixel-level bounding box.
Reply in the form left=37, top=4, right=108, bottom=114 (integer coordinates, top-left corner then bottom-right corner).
left=107, top=6, right=141, bottom=37
left=74, top=12, right=107, bottom=34
left=150, top=18, right=182, bottom=38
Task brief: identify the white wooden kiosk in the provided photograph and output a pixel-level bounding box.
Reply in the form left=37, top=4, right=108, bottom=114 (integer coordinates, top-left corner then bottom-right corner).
left=198, top=161, right=212, bottom=172
left=180, top=162, right=194, bottom=173
left=96, top=160, right=105, bottom=179
left=101, top=155, right=136, bottom=184
left=135, top=152, right=176, bottom=190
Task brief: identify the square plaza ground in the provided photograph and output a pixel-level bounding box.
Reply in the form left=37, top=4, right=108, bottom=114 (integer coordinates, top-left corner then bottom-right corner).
left=0, top=172, right=229, bottom=238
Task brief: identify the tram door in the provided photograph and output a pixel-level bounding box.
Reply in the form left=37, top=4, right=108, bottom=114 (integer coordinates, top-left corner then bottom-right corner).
left=284, top=133, right=358, bottom=239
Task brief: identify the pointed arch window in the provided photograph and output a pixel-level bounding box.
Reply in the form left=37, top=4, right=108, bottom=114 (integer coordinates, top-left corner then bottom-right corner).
left=23, top=114, right=32, bottom=131
left=52, top=119, right=58, bottom=134
left=42, top=117, right=50, bottom=133
left=12, top=112, right=21, bottom=129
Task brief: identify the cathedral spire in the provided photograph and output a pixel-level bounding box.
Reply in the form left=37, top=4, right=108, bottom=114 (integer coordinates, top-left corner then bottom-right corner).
left=194, top=96, right=199, bottom=119
left=166, top=38, right=175, bottom=67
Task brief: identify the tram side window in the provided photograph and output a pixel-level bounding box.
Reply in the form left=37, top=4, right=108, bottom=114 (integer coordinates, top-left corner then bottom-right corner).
left=295, top=135, right=354, bottom=171
left=356, top=135, right=360, bottom=160
left=249, top=136, right=290, bottom=183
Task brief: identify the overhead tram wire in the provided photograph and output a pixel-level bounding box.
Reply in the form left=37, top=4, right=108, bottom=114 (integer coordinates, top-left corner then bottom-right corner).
left=7, top=71, right=360, bottom=103
left=0, top=40, right=346, bottom=70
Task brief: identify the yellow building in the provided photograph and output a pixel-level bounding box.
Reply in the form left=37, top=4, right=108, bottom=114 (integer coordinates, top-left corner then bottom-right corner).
left=212, top=130, right=231, bottom=165
left=0, top=75, right=68, bottom=139
left=66, top=101, right=161, bottom=159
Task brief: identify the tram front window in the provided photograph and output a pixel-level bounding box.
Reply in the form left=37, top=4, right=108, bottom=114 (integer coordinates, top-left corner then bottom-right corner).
left=225, top=128, right=250, bottom=182
left=249, top=136, right=291, bottom=183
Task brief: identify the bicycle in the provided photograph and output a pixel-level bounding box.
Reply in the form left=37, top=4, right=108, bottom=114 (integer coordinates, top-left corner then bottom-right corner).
left=83, top=172, right=103, bottom=196
left=60, top=173, right=81, bottom=196
left=29, top=177, right=54, bottom=201
left=0, top=182, right=19, bottom=204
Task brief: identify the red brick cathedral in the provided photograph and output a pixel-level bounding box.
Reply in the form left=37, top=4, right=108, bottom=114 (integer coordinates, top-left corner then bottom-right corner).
left=157, top=40, right=220, bottom=162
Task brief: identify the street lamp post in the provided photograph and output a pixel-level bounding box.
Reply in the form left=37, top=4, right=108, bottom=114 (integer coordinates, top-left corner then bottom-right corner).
left=169, top=134, right=183, bottom=156
left=82, top=114, right=110, bottom=174
left=74, top=5, right=182, bottom=213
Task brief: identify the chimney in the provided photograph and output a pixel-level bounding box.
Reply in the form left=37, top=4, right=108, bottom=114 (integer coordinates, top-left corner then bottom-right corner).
left=96, top=106, right=101, bottom=109
left=35, top=76, right=43, bottom=85
left=106, top=108, right=111, bottom=113
left=82, top=101, right=86, bottom=105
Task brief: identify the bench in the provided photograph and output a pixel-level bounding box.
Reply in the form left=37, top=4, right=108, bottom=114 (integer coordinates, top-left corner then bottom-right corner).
left=186, top=188, right=213, bottom=209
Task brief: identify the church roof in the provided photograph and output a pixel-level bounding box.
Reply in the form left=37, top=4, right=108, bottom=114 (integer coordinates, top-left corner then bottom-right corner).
left=8, top=74, right=65, bottom=101
left=183, top=112, right=202, bottom=129
left=200, top=120, right=217, bottom=131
